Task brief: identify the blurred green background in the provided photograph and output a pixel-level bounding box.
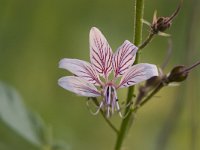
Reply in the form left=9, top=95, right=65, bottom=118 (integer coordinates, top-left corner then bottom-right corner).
left=0, top=0, right=200, bottom=150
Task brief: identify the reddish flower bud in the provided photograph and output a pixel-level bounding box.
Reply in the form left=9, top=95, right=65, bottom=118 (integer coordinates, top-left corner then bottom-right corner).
left=151, top=17, right=172, bottom=34
left=151, top=1, right=181, bottom=34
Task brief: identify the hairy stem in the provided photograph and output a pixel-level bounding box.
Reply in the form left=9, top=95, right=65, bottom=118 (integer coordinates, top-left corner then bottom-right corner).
left=114, top=0, right=144, bottom=149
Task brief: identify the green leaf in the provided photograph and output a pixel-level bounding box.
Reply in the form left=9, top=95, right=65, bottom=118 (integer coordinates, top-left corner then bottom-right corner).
left=0, top=82, right=45, bottom=147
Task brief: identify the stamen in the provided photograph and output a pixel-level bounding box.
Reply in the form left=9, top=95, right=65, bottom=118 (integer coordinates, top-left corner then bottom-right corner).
left=113, top=87, right=126, bottom=118
left=113, top=87, right=132, bottom=119
left=106, top=86, right=112, bottom=118
left=115, top=100, right=131, bottom=119
left=102, top=85, right=133, bottom=118
left=120, top=100, right=133, bottom=109
left=122, top=109, right=131, bottom=119
left=116, top=101, right=123, bottom=118
left=111, top=87, right=116, bottom=114
left=86, top=100, right=103, bottom=115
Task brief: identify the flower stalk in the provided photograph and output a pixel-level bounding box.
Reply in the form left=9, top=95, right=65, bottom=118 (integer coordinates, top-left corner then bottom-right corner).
left=114, top=0, right=144, bottom=149
left=92, top=98, right=119, bottom=134
left=184, top=60, right=200, bottom=72
left=138, top=33, right=154, bottom=50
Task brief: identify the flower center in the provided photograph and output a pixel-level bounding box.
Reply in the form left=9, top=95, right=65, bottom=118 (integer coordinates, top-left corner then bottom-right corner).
left=102, top=84, right=120, bottom=117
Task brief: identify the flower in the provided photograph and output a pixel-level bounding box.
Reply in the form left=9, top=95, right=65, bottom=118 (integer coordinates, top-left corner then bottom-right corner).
left=58, top=27, right=158, bottom=117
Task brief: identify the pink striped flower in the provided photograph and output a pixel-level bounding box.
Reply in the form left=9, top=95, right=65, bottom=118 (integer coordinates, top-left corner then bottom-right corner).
left=58, top=27, right=158, bottom=117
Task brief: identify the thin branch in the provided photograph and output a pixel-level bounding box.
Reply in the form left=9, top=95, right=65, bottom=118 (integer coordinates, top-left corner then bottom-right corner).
left=138, top=33, right=155, bottom=50
left=184, top=60, right=200, bottom=72
left=92, top=98, right=119, bottom=134
left=134, top=82, right=164, bottom=111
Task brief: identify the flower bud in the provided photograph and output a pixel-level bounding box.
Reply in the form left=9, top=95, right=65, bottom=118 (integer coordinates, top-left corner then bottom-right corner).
left=167, top=65, right=188, bottom=83
left=151, top=17, right=172, bottom=34
left=151, top=1, right=181, bottom=35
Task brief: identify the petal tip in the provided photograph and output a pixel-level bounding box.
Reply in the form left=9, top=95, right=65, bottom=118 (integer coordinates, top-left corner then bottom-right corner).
left=91, top=26, right=98, bottom=31
left=57, top=77, right=66, bottom=88
left=90, top=27, right=99, bottom=34
left=58, top=59, right=64, bottom=68
left=58, top=58, right=68, bottom=69
left=124, top=40, right=130, bottom=43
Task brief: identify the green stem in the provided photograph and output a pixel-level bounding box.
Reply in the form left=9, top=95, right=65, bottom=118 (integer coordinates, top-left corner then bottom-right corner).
left=133, top=0, right=144, bottom=46
left=114, top=0, right=144, bottom=150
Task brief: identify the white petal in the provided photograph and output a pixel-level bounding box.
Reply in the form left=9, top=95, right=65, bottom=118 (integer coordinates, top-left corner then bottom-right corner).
left=119, top=63, right=158, bottom=88
left=112, top=40, right=138, bottom=77
left=58, top=76, right=101, bottom=97
left=90, top=27, right=113, bottom=78
left=59, top=58, right=101, bottom=85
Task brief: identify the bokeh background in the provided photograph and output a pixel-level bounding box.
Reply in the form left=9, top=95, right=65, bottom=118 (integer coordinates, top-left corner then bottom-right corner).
left=0, top=0, right=200, bottom=150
